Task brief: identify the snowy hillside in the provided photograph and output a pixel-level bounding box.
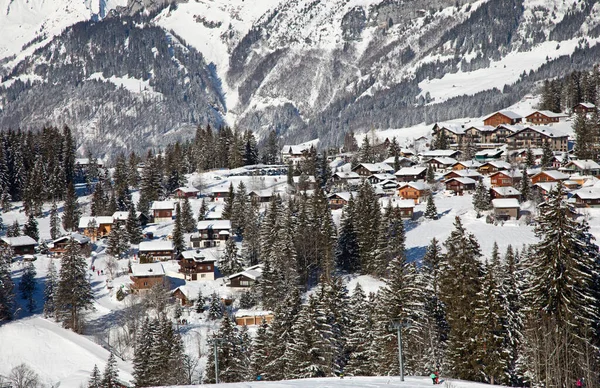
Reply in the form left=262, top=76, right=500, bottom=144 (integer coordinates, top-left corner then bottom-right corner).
left=206, top=376, right=505, bottom=387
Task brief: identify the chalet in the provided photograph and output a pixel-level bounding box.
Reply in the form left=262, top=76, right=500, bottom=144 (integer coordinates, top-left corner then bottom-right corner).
left=569, top=174, right=599, bottom=187
left=174, top=187, right=199, bottom=198
left=525, top=110, right=567, bottom=125
left=192, top=220, right=232, bottom=248
left=494, top=124, right=524, bottom=145
left=572, top=188, right=600, bottom=208
left=138, top=240, right=175, bottom=262
left=492, top=198, right=520, bottom=220
left=332, top=171, right=361, bottom=184
left=427, top=157, right=458, bottom=171
left=509, top=148, right=543, bottom=164
left=210, top=185, right=231, bottom=200
left=452, top=160, right=482, bottom=170
left=178, top=250, right=217, bottom=281
left=563, top=160, right=600, bottom=177
left=572, top=102, right=596, bottom=114
left=478, top=161, right=512, bottom=175
left=112, top=211, right=147, bottom=226
left=292, top=175, right=318, bottom=191
left=490, top=170, right=521, bottom=187
left=172, top=286, right=196, bottom=306
left=130, top=263, right=165, bottom=293
left=563, top=180, right=581, bottom=190
left=475, top=148, right=504, bottom=161
left=490, top=186, right=521, bottom=201
left=328, top=192, right=354, bottom=209
left=400, top=148, right=416, bottom=158
left=0, top=236, right=37, bottom=256
left=534, top=182, right=561, bottom=198
left=235, top=311, right=275, bottom=326
left=151, top=201, right=175, bottom=223
left=531, top=170, right=569, bottom=185
left=443, top=169, right=482, bottom=182
left=382, top=156, right=415, bottom=168
left=445, top=177, right=477, bottom=194
left=395, top=166, right=427, bottom=182
left=352, top=163, right=394, bottom=177
left=49, top=234, right=91, bottom=256
left=431, top=123, right=465, bottom=146
left=386, top=199, right=416, bottom=220
left=377, top=179, right=400, bottom=195
left=483, top=111, right=523, bottom=126
left=463, top=125, right=498, bottom=145
left=228, top=264, right=263, bottom=288
left=281, top=143, right=315, bottom=164
left=398, top=182, right=430, bottom=203
left=248, top=190, right=273, bottom=204
left=78, top=216, right=113, bottom=241
left=506, top=126, right=568, bottom=152
left=420, top=149, right=461, bottom=160
left=367, top=173, right=396, bottom=185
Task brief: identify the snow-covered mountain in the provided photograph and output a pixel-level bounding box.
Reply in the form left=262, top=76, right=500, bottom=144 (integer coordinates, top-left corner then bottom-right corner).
left=1, top=0, right=600, bottom=155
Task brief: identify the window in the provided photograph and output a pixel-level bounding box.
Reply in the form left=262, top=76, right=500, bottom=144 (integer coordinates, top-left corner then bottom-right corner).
left=240, top=280, right=250, bottom=286
left=201, top=274, right=206, bottom=278
left=143, top=282, right=148, bottom=286
left=198, top=266, right=203, bottom=270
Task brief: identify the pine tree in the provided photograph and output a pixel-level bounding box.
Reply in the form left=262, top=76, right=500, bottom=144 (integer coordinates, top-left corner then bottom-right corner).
left=241, top=199, right=261, bottom=266
left=540, top=141, right=554, bottom=170
left=101, top=353, right=119, bottom=388
left=251, top=320, right=270, bottom=380
left=473, top=180, right=491, bottom=217
left=519, top=168, right=531, bottom=201
left=222, top=183, right=235, bottom=220
left=7, top=220, right=20, bottom=237
left=354, top=182, right=380, bottom=274
left=374, top=204, right=406, bottom=277
left=345, top=283, right=373, bottom=376
left=180, top=196, right=195, bottom=233
left=440, top=217, right=483, bottom=381
left=574, top=113, right=594, bottom=160
left=335, top=198, right=360, bottom=272
left=125, top=204, right=142, bottom=245
left=525, top=147, right=535, bottom=168
left=207, top=292, right=223, bottom=320
left=55, top=238, right=94, bottom=332
left=195, top=290, right=204, bottom=313
left=62, top=182, right=80, bottom=232
left=205, top=315, right=241, bottom=383
left=231, top=182, right=248, bottom=236
left=0, top=246, right=15, bottom=321
left=91, top=180, right=107, bottom=216
left=106, top=227, right=129, bottom=259
left=22, top=214, right=39, bottom=242
left=50, top=201, right=61, bottom=240
left=426, top=165, right=436, bottom=184
left=359, top=137, right=374, bottom=163
left=43, top=260, right=58, bottom=318
left=133, top=318, right=153, bottom=387
left=197, top=198, right=208, bottom=221
left=424, top=193, right=438, bottom=219
left=19, top=261, right=37, bottom=313
left=88, top=364, right=102, bottom=388
left=172, top=203, right=185, bottom=254
left=219, top=238, right=243, bottom=276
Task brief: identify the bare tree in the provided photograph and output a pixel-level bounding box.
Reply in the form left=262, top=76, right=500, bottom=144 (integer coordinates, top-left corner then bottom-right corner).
left=9, top=364, right=40, bottom=388
left=105, top=256, right=119, bottom=280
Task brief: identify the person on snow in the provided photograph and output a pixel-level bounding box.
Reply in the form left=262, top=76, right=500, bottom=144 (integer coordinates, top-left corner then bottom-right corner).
left=430, top=372, right=437, bottom=385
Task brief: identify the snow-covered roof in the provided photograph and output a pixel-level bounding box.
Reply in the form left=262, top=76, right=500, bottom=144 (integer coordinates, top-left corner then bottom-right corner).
left=328, top=192, right=356, bottom=202
left=399, top=182, right=429, bottom=191
left=446, top=177, right=477, bottom=185
left=131, top=263, right=165, bottom=277
left=453, top=160, right=482, bottom=168
left=420, top=149, right=459, bottom=158
left=565, top=160, right=600, bottom=170
left=281, top=144, right=314, bottom=155
left=382, top=156, right=413, bottom=165
left=573, top=188, right=600, bottom=199
left=534, top=170, right=569, bottom=180
left=446, top=169, right=482, bottom=179
left=491, top=186, right=521, bottom=196
left=491, top=170, right=521, bottom=178
left=475, top=148, right=504, bottom=157
left=492, top=198, right=520, bottom=209
left=180, top=249, right=218, bottom=262
left=496, top=124, right=526, bottom=133
left=138, top=240, right=174, bottom=252
left=333, top=171, right=360, bottom=179
left=369, top=173, right=396, bottom=181
left=353, top=163, right=394, bottom=173
left=466, top=125, right=497, bottom=132
left=249, top=189, right=273, bottom=198
left=482, top=161, right=512, bottom=169
left=434, top=123, right=465, bottom=135
left=534, top=182, right=560, bottom=192
left=175, top=187, right=199, bottom=193
left=78, top=216, right=114, bottom=229
left=395, top=166, right=427, bottom=176
left=151, top=200, right=175, bottom=211
left=197, top=220, right=232, bottom=230
left=229, top=264, right=264, bottom=281
left=394, top=199, right=415, bottom=208
left=292, top=175, right=317, bottom=183
left=1, top=236, right=37, bottom=247
left=526, top=110, right=567, bottom=118
left=52, top=234, right=90, bottom=245
left=485, top=110, right=522, bottom=120
left=522, top=125, right=568, bottom=138
left=576, top=102, right=596, bottom=109
left=429, top=157, right=458, bottom=165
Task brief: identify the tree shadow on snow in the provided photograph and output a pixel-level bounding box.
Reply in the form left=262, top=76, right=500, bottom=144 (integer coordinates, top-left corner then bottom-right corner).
left=405, top=246, right=427, bottom=264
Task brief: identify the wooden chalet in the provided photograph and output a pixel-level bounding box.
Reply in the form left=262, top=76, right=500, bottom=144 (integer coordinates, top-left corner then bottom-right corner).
left=490, top=170, right=522, bottom=187
left=398, top=182, right=430, bottom=203
left=478, top=161, right=512, bottom=175
left=328, top=192, right=354, bottom=209
left=426, top=157, right=458, bottom=171
left=178, top=250, right=217, bottom=281
left=572, top=102, right=596, bottom=114
left=525, top=110, right=567, bottom=125
left=492, top=199, right=520, bottom=220
left=367, top=173, right=396, bottom=185
left=78, top=216, right=113, bottom=241
left=490, top=186, right=521, bottom=201
left=49, top=234, right=91, bottom=256
left=112, top=211, right=148, bottom=226
left=292, top=175, right=318, bottom=191
left=531, top=170, right=569, bottom=185
left=382, top=198, right=415, bottom=220
left=382, top=156, right=415, bottom=168
left=506, top=126, right=568, bottom=152
left=534, top=182, right=561, bottom=199
left=281, top=144, right=315, bottom=164
left=174, top=187, right=199, bottom=198
left=249, top=190, right=273, bottom=204
left=572, top=189, right=600, bottom=208
left=443, top=169, right=482, bottom=182
left=483, top=111, right=523, bottom=126
left=228, top=264, right=263, bottom=288
left=419, top=149, right=461, bottom=160
left=172, top=286, right=195, bottom=306
left=235, top=311, right=275, bottom=326
left=0, top=236, right=37, bottom=256
left=452, top=160, right=482, bottom=170
left=563, top=160, right=600, bottom=177
left=151, top=201, right=175, bottom=223
left=352, top=163, right=394, bottom=177
left=445, top=177, right=477, bottom=194
left=395, top=166, right=427, bottom=182
left=138, top=240, right=174, bottom=262
left=130, top=263, right=165, bottom=293
left=475, top=148, right=504, bottom=161
left=332, top=171, right=361, bottom=184
left=192, top=220, right=231, bottom=248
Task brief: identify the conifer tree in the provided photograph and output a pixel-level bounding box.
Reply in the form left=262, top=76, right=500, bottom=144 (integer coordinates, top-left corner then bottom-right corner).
left=540, top=141, right=554, bottom=170
left=374, top=204, right=406, bottom=277
left=207, top=292, right=223, bottom=320
left=426, top=165, right=436, bottom=184
left=473, top=180, right=491, bottom=217
left=231, top=182, right=248, bottom=236
left=22, top=213, right=39, bottom=241
left=220, top=238, right=243, bottom=276
left=102, top=353, right=119, bottom=388
left=195, top=290, right=204, bottom=313
left=574, top=113, right=594, bottom=160
left=335, top=198, right=360, bottom=272
left=344, top=283, right=373, bottom=376
left=354, top=182, right=380, bottom=274
left=440, top=217, right=483, bottom=381
left=172, top=203, right=185, bottom=254
left=525, top=147, right=535, bottom=168
left=62, top=182, right=80, bottom=232
left=88, top=364, right=102, bottom=388
left=43, top=260, right=58, bottom=319
left=55, top=239, right=94, bottom=332
left=179, top=196, right=195, bottom=233
left=49, top=201, right=61, bottom=240
left=7, top=220, right=20, bottom=237
left=222, top=183, right=235, bottom=220
left=133, top=318, right=153, bottom=387
left=251, top=320, right=270, bottom=380
left=197, top=199, right=208, bottom=221
left=502, top=245, right=525, bottom=386
left=125, top=204, right=142, bottom=244
left=91, top=181, right=106, bottom=216
left=424, top=193, right=438, bottom=219
left=106, top=227, right=129, bottom=259
left=359, top=137, right=374, bottom=163
left=241, top=199, right=261, bottom=266
left=0, top=246, right=15, bottom=321
left=205, top=315, right=241, bottom=383
left=19, top=261, right=37, bottom=313
left=519, top=168, right=531, bottom=201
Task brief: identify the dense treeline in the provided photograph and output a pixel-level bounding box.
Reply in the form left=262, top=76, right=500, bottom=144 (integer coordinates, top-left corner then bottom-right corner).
left=538, top=66, right=600, bottom=113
